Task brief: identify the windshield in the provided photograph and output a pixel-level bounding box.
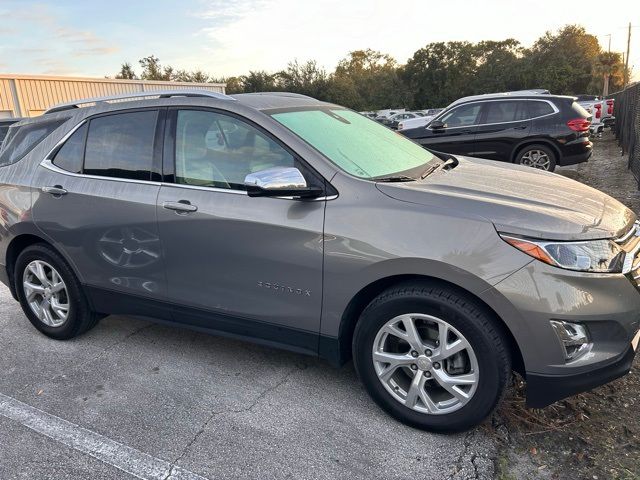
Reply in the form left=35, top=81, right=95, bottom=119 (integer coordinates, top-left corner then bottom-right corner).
left=270, top=108, right=436, bottom=179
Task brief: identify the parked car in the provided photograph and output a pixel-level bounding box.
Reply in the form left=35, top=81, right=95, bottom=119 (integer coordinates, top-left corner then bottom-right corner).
left=379, top=111, right=424, bottom=130
left=401, top=92, right=593, bottom=171
left=1, top=90, right=638, bottom=433
left=375, top=108, right=405, bottom=119
left=398, top=109, right=444, bottom=131
left=576, top=95, right=615, bottom=135
left=0, top=118, right=25, bottom=150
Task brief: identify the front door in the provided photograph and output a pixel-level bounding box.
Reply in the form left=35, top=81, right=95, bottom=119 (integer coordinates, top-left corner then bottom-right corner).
left=156, top=109, right=325, bottom=350
left=418, top=103, right=482, bottom=156
left=32, top=109, right=167, bottom=304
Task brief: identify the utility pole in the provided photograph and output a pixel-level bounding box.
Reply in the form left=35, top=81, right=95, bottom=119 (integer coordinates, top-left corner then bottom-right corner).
left=624, top=22, right=631, bottom=87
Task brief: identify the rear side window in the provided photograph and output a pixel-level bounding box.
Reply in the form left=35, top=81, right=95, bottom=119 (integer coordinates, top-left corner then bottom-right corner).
left=52, top=123, right=87, bottom=174
left=0, top=126, right=9, bottom=143
left=84, top=111, right=158, bottom=180
left=483, top=101, right=528, bottom=123
left=528, top=101, right=555, bottom=118
left=0, top=119, right=65, bottom=167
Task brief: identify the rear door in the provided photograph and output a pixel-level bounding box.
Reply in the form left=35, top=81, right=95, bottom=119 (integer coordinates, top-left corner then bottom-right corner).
left=472, top=100, right=531, bottom=161
left=32, top=109, right=167, bottom=304
left=417, top=103, right=482, bottom=155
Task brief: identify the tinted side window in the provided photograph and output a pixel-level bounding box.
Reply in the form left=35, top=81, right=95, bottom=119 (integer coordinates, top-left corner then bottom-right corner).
left=440, top=104, right=482, bottom=127
left=84, top=111, right=158, bottom=180
left=0, top=126, right=9, bottom=143
left=52, top=123, right=87, bottom=174
left=483, top=101, right=528, bottom=123
left=0, top=119, right=65, bottom=167
left=528, top=101, right=555, bottom=118
left=175, top=110, right=295, bottom=190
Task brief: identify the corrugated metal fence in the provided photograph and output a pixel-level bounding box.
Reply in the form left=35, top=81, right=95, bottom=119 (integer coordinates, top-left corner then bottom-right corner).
left=609, top=82, right=640, bottom=185
left=0, top=74, right=226, bottom=118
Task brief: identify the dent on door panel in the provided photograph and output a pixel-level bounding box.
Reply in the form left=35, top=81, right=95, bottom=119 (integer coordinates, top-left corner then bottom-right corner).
left=31, top=167, right=166, bottom=299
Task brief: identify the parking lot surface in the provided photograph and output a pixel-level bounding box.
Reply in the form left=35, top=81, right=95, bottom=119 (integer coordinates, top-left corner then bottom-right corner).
left=0, top=284, right=495, bottom=479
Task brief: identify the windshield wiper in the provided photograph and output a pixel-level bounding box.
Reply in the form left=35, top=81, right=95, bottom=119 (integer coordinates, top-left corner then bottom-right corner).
left=374, top=175, right=416, bottom=182
left=421, top=157, right=459, bottom=179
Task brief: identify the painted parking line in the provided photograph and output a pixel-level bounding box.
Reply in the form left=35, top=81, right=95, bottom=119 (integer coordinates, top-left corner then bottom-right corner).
left=0, top=393, right=208, bottom=480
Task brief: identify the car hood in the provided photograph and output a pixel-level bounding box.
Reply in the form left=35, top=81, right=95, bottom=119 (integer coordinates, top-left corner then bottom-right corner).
left=377, top=156, right=635, bottom=241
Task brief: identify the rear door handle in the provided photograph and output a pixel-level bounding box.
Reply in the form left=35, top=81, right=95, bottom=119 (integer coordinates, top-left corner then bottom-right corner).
left=162, top=200, right=198, bottom=214
left=42, top=185, right=67, bottom=196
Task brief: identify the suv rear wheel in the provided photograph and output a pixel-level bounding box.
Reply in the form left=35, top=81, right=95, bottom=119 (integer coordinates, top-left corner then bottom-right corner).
left=353, top=282, right=511, bottom=432
left=15, top=244, right=100, bottom=340
left=515, top=144, right=557, bottom=171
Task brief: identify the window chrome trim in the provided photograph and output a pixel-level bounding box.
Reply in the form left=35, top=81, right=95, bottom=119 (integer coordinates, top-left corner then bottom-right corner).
left=40, top=159, right=163, bottom=186
left=163, top=182, right=247, bottom=195
left=428, top=99, right=560, bottom=131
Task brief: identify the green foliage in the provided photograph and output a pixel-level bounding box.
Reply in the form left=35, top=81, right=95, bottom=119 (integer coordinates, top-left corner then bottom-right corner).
left=522, top=25, right=600, bottom=94
left=112, top=24, right=628, bottom=110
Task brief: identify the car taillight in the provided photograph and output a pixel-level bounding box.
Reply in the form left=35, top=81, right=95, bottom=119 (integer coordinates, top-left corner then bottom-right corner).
left=606, top=99, right=614, bottom=115
left=567, top=118, right=591, bottom=132
left=594, top=103, right=602, bottom=119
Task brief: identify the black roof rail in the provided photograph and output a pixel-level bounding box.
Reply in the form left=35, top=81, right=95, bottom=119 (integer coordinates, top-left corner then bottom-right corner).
left=45, top=89, right=234, bottom=114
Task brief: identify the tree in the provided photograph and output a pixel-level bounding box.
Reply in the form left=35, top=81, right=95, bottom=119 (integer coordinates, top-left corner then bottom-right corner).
left=115, top=63, right=137, bottom=80
left=277, top=60, right=330, bottom=98
left=403, top=42, right=478, bottom=108
left=471, top=40, right=525, bottom=94
left=592, top=52, right=625, bottom=96
left=240, top=71, right=279, bottom=92
left=522, top=25, right=601, bottom=94
left=139, top=55, right=172, bottom=81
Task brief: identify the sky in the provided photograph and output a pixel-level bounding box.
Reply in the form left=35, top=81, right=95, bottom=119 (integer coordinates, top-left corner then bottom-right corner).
left=0, top=0, right=638, bottom=81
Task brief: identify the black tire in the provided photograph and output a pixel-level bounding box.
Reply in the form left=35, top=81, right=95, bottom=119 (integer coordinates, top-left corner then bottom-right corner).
left=515, top=144, right=557, bottom=171
left=15, top=244, right=100, bottom=340
left=353, top=282, right=511, bottom=433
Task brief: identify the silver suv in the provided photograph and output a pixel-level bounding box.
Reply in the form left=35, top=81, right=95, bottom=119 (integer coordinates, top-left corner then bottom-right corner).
left=0, top=91, right=638, bottom=432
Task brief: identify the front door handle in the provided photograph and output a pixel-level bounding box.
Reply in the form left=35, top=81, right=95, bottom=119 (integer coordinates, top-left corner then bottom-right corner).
left=162, top=200, right=198, bottom=214
left=42, top=185, right=67, bottom=196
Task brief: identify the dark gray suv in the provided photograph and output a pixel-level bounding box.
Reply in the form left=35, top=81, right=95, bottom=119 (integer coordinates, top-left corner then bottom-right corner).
left=0, top=91, right=638, bottom=432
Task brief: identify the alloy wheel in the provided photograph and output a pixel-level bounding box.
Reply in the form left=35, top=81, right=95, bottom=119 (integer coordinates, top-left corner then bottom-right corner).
left=372, top=313, right=479, bottom=415
left=22, top=260, right=70, bottom=327
left=520, top=149, right=551, bottom=170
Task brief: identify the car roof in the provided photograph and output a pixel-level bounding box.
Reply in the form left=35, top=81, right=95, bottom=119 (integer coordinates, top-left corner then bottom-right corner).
left=0, top=118, right=25, bottom=125
left=40, top=90, right=333, bottom=118
left=447, top=90, right=575, bottom=109
left=232, top=92, right=332, bottom=110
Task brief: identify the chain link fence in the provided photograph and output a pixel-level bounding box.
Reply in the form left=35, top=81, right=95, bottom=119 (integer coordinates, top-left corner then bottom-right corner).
left=609, top=83, right=640, bottom=185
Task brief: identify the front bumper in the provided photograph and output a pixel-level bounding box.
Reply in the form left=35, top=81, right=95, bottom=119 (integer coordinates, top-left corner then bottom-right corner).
left=482, top=260, right=640, bottom=407
left=526, top=338, right=638, bottom=408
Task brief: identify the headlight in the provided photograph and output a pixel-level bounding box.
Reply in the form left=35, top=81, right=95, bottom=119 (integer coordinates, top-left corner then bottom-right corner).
left=500, top=234, right=625, bottom=273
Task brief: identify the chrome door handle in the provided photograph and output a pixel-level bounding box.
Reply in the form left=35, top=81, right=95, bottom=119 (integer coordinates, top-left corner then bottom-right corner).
left=162, top=200, right=198, bottom=214
left=42, top=186, right=67, bottom=196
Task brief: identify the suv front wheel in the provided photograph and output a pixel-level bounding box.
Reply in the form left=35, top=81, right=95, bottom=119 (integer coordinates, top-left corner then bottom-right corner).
left=353, top=282, right=511, bottom=432
left=15, top=244, right=100, bottom=340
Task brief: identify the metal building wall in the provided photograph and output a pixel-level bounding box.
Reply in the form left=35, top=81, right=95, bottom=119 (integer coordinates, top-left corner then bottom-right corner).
left=0, top=74, right=226, bottom=118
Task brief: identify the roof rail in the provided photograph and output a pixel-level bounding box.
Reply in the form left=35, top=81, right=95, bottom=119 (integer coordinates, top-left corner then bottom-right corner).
left=243, top=92, right=314, bottom=99
left=45, top=89, right=235, bottom=114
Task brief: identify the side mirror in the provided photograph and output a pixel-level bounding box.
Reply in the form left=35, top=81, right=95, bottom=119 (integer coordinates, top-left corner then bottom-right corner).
left=429, top=120, right=445, bottom=130
left=244, top=167, right=323, bottom=198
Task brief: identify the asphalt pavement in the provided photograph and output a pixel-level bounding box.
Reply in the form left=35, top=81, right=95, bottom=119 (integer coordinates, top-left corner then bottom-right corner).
left=0, top=284, right=495, bottom=479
